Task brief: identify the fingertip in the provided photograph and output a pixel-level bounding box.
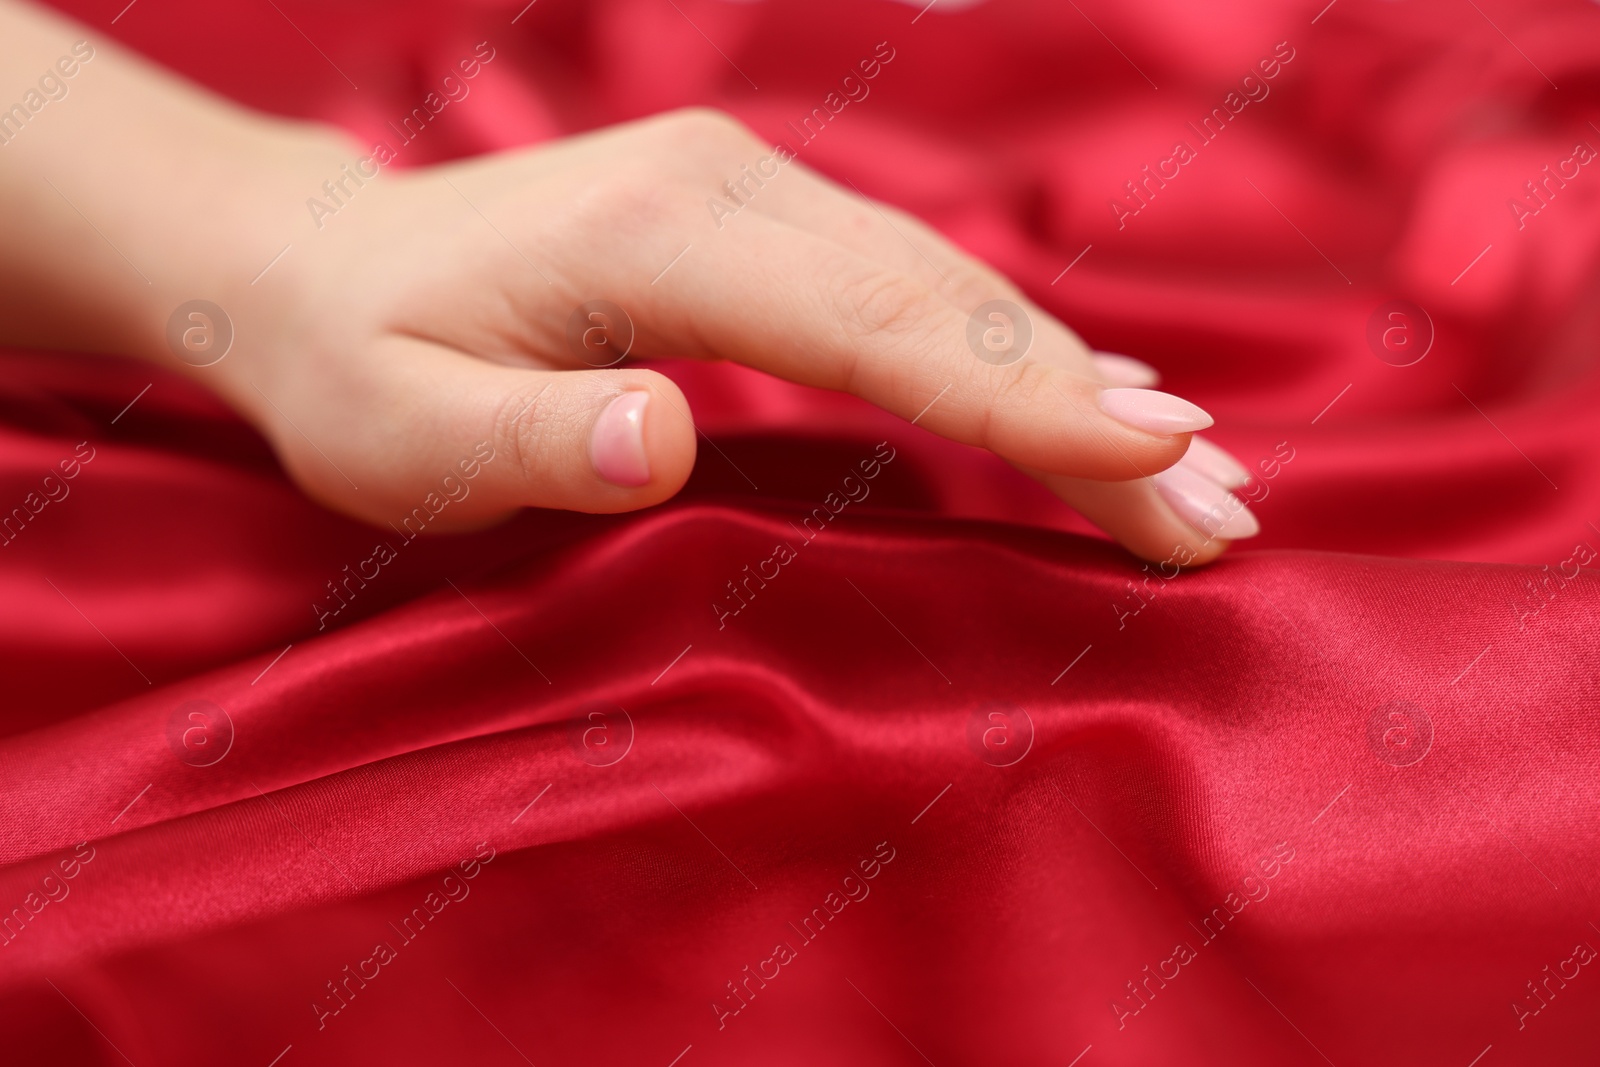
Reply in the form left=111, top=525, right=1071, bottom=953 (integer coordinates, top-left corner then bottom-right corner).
left=1151, top=462, right=1261, bottom=542
left=1098, top=388, right=1214, bottom=436
left=1045, top=375, right=1195, bottom=481
left=1090, top=352, right=1161, bottom=388
left=1038, top=372, right=1208, bottom=481
left=1183, top=436, right=1253, bottom=489
left=1179, top=538, right=1233, bottom=566
left=591, top=391, right=652, bottom=487
left=1025, top=455, right=1256, bottom=569
left=596, top=370, right=697, bottom=506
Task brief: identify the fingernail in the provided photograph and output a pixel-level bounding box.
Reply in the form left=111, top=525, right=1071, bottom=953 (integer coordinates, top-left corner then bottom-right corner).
left=1099, top=388, right=1214, bottom=435
left=1091, top=352, right=1161, bottom=388
left=1153, top=461, right=1260, bottom=540
left=590, top=391, right=651, bottom=487
left=1183, top=436, right=1251, bottom=489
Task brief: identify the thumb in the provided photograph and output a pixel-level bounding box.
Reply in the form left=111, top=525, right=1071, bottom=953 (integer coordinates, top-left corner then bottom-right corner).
left=265, top=337, right=698, bottom=527
left=482, top=363, right=699, bottom=518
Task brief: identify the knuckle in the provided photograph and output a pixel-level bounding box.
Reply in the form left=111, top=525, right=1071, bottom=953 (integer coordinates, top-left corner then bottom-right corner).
left=877, top=203, right=1020, bottom=302
left=833, top=262, right=942, bottom=350
left=654, top=107, right=762, bottom=156
left=992, top=356, right=1059, bottom=408
left=945, top=262, right=1016, bottom=309
left=492, top=385, right=563, bottom=484
left=579, top=171, right=679, bottom=234
left=981, top=359, right=1063, bottom=448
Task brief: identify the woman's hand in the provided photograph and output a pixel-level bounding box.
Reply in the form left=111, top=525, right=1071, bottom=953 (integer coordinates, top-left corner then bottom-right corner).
left=0, top=1, right=1257, bottom=562
left=218, top=108, right=1256, bottom=560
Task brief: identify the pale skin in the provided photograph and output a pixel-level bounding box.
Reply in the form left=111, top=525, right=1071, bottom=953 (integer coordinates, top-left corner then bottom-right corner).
left=0, top=0, right=1260, bottom=564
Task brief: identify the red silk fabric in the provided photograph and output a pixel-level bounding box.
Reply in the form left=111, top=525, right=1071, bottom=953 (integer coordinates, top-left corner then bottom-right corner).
left=5, top=0, right=1600, bottom=1062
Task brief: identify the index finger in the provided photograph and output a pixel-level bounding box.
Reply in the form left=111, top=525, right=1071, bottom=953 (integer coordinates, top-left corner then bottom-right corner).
left=630, top=212, right=1209, bottom=482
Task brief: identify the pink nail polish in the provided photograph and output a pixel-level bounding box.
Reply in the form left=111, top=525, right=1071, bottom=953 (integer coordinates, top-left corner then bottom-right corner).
left=1099, top=388, right=1214, bottom=435
left=1091, top=352, right=1161, bottom=388
left=1183, top=436, right=1251, bottom=489
left=1153, top=461, right=1260, bottom=540
left=590, top=391, right=651, bottom=487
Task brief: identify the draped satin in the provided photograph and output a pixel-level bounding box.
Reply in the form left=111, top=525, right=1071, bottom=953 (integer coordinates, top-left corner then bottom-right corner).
left=4, top=0, right=1598, bottom=1062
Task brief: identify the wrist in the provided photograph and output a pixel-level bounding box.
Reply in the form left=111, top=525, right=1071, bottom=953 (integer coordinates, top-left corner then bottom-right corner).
left=129, top=116, right=367, bottom=408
